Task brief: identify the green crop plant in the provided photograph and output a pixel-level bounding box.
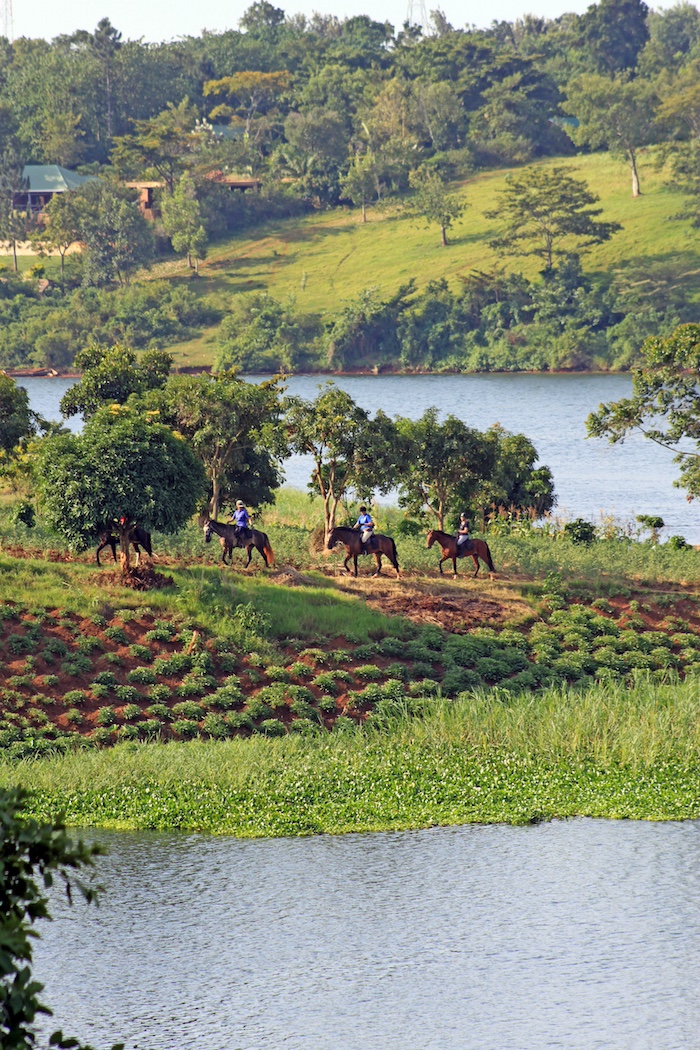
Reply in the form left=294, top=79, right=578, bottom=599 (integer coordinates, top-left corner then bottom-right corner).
left=93, top=671, right=117, bottom=687
left=290, top=718, right=320, bottom=736
left=147, top=684, right=172, bottom=702
left=217, top=653, right=238, bottom=673
left=258, top=719, right=285, bottom=737
left=106, top=653, right=123, bottom=666
left=129, top=644, right=153, bottom=662
left=173, top=719, right=199, bottom=739
left=246, top=697, right=272, bottom=720
left=62, top=690, right=86, bottom=707
left=202, top=713, right=231, bottom=739
left=266, top=666, right=292, bottom=683
left=355, top=665, right=383, bottom=681
left=288, top=662, right=314, bottom=679
left=317, top=695, right=337, bottom=713
left=140, top=719, right=162, bottom=738
left=104, top=626, right=129, bottom=645
left=299, top=648, right=327, bottom=666
left=128, top=667, right=157, bottom=685
left=121, top=704, right=143, bottom=723
left=118, top=725, right=140, bottom=741
left=146, top=703, right=171, bottom=720
left=226, top=711, right=254, bottom=731
left=255, top=685, right=288, bottom=710
left=115, top=685, right=140, bottom=704
left=64, top=708, right=84, bottom=726
left=172, top=701, right=203, bottom=720
left=290, top=699, right=316, bottom=720
left=93, top=727, right=115, bottom=745
left=8, top=676, right=31, bottom=689
left=95, top=706, right=118, bottom=727
left=61, top=654, right=92, bottom=677
left=90, top=684, right=109, bottom=700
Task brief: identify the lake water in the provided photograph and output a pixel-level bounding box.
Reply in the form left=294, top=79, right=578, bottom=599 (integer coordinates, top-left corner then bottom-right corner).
left=35, top=819, right=700, bottom=1050
left=19, top=372, right=700, bottom=542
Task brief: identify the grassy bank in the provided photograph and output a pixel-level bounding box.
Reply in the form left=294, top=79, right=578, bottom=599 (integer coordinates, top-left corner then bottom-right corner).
left=6, top=679, right=700, bottom=834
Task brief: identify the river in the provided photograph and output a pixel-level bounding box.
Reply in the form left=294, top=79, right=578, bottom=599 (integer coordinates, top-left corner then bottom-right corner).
left=19, top=372, right=699, bottom=542
left=35, top=819, right=700, bottom=1050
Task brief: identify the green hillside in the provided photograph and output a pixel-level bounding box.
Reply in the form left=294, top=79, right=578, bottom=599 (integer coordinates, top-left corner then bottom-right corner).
left=152, top=150, right=698, bottom=369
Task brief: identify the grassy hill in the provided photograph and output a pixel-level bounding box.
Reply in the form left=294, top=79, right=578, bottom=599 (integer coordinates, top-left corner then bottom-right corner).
left=147, top=150, right=699, bottom=369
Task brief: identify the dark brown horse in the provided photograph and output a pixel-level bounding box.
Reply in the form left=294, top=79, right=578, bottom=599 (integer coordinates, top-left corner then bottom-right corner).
left=327, top=526, right=400, bottom=578
left=426, top=529, right=496, bottom=578
left=203, top=518, right=275, bottom=568
left=96, top=525, right=152, bottom=567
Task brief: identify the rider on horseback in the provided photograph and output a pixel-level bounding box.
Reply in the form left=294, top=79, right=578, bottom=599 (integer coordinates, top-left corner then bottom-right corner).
left=355, top=505, right=375, bottom=555
left=229, top=500, right=252, bottom=543
left=455, top=512, right=474, bottom=555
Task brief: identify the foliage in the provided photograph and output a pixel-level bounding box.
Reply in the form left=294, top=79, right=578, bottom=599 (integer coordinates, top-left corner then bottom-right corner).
left=0, top=786, right=123, bottom=1049
left=406, top=165, right=466, bottom=247
left=485, top=166, right=621, bottom=271
left=70, top=180, right=155, bottom=287
left=60, top=344, right=171, bottom=419
left=36, top=406, right=206, bottom=563
left=161, top=174, right=207, bottom=273
left=0, top=376, right=41, bottom=457
left=587, top=324, right=700, bottom=497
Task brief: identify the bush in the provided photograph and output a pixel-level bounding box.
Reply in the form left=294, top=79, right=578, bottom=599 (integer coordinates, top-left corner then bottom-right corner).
left=93, top=671, right=117, bottom=686
left=115, top=685, right=140, bottom=704
left=147, top=683, right=172, bottom=702
left=202, top=713, right=230, bottom=739
left=104, top=626, right=129, bottom=645
left=172, top=719, right=199, bottom=739
left=258, top=718, right=285, bottom=737
left=121, top=703, right=142, bottom=722
left=128, top=667, right=157, bottom=685
left=563, top=518, right=597, bottom=545
left=172, top=700, right=203, bottom=720
left=129, top=644, right=152, bottom=661
left=668, top=535, right=692, bottom=550
left=95, top=706, right=117, bottom=726
left=62, top=690, right=86, bottom=706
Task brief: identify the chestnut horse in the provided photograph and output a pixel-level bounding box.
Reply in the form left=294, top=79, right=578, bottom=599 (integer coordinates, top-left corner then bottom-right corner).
left=327, top=526, right=400, bottom=578
left=426, top=529, right=495, bottom=577
left=96, top=525, right=152, bottom=567
left=203, top=518, right=275, bottom=568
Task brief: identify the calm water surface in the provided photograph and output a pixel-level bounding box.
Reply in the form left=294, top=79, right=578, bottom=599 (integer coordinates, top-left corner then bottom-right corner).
left=35, top=820, right=700, bottom=1049
left=20, top=372, right=700, bottom=542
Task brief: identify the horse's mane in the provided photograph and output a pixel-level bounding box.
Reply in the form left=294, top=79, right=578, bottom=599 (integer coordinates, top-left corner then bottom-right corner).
left=330, top=525, right=357, bottom=535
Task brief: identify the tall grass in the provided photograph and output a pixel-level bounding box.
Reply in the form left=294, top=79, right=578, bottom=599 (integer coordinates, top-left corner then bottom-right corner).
left=8, top=678, right=700, bottom=835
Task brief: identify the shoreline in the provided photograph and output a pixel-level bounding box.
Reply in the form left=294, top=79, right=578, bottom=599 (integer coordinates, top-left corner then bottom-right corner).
left=5, top=366, right=630, bottom=380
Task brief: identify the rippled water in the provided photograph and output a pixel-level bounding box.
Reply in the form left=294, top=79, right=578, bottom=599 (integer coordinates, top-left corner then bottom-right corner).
left=20, top=372, right=700, bottom=542
left=34, top=820, right=700, bottom=1050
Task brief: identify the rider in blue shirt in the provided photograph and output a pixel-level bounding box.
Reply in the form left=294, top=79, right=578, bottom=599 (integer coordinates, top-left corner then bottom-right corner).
left=230, top=500, right=251, bottom=540
left=355, top=505, right=375, bottom=554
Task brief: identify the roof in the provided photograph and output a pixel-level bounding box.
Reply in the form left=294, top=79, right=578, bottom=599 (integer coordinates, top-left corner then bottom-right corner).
left=22, top=165, right=98, bottom=193
left=210, top=124, right=246, bottom=140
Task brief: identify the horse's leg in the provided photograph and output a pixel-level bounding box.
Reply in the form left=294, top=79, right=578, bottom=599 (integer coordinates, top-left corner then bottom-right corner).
left=373, top=553, right=382, bottom=577
left=257, top=543, right=268, bottom=568
left=452, top=556, right=457, bottom=577
left=353, top=553, right=358, bottom=577
left=438, top=554, right=445, bottom=575
left=245, top=544, right=253, bottom=568
left=133, top=544, right=141, bottom=568
left=343, top=553, right=352, bottom=574
left=472, top=555, right=479, bottom=578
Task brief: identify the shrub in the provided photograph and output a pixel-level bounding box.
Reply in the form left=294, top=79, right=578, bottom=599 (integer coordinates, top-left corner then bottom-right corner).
left=61, top=654, right=92, bottom=676
left=121, top=703, right=142, bottom=722
left=90, top=683, right=109, bottom=700
left=146, top=703, right=171, bottom=720
left=564, top=518, right=596, bottom=544
left=258, top=718, right=285, bottom=737
left=95, top=706, right=117, bottom=726
left=115, top=685, right=140, bottom=704
left=226, top=711, right=254, bottom=731
left=290, top=699, right=316, bottom=720
left=355, top=664, right=383, bottom=681
left=43, top=638, right=68, bottom=656
left=42, top=674, right=59, bottom=688
left=412, top=661, right=435, bottom=678
left=441, top=668, right=482, bottom=695
left=289, top=718, right=320, bottom=736
left=147, top=683, right=171, bottom=702
left=288, top=662, right=314, bottom=679
left=140, top=719, right=162, bottom=738
left=202, top=713, right=230, bottom=739
left=172, top=700, right=203, bottom=720
left=668, top=535, right=692, bottom=550
left=63, top=690, right=86, bottom=706
left=104, top=626, right=129, bottom=645
left=267, top=666, right=292, bottom=683
left=93, top=671, right=117, bottom=686
left=64, top=708, right=84, bottom=725
left=129, top=644, right=152, bottom=662
left=317, top=694, right=337, bottom=713
left=128, top=667, right=157, bottom=685
left=172, top=719, right=199, bottom=739
left=246, top=697, right=272, bottom=720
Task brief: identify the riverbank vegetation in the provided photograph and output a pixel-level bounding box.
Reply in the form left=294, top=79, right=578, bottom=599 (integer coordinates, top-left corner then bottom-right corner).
left=2, top=0, right=700, bottom=372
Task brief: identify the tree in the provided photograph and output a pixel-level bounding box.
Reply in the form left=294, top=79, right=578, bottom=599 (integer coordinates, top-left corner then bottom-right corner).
left=0, top=145, right=32, bottom=273
left=476, top=425, right=555, bottom=517
left=395, top=409, right=496, bottom=530
left=564, top=75, right=658, bottom=197
left=203, top=71, right=291, bottom=137
left=284, top=384, right=394, bottom=542
left=0, top=787, right=123, bottom=1050
left=161, top=174, right=207, bottom=273
left=72, top=180, right=155, bottom=286
left=40, top=110, right=84, bottom=167
left=152, top=372, right=286, bottom=519
left=407, top=165, right=466, bottom=247
left=485, top=166, right=621, bottom=271
left=37, top=405, right=206, bottom=568
left=111, top=100, right=198, bottom=195
left=575, top=0, right=649, bottom=76
left=275, top=109, right=349, bottom=203
left=59, top=344, right=172, bottom=419
left=31, top=190, right=82, bottom=278
left=340, top=152, right=380, bottom=222
left=0, top=374, right=41, bottom=456
left=587, top=323, right=700, bottom=497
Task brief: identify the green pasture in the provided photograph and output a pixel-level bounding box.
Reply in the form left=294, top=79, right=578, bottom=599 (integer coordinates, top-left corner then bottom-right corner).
left=7, top=677, right=700, bottom=834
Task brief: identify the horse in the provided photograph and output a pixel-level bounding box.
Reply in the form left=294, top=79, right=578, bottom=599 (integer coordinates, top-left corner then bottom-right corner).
left=426, top=529, right=496, bottom=578
left=203, top=518, right=275, bottom=568
left=96, top=525, right=152, bottom=567
left=327, top=526, right=400, bottom=578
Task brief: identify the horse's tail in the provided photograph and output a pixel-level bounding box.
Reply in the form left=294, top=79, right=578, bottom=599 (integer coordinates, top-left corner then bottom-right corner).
left=391, top=538, right=400, bottom=571
left=483, top=540, right=495, bottom=573
left=262, top=534, right=275, bottom=566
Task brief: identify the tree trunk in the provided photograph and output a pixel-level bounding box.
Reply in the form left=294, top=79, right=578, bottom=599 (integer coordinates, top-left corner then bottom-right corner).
left=106, top=67, right=113, bottom=140
left=186, top=251, right=192, bottom=268
left=194, top=256, right=199, bottom=275
left=12, top=239, right=17, bottom=273
left=361, top=200, right=367, bottom=223
left=210, top=478, right=221, bottom=521
left=441, top=225, right=447, bottom=247
left=60, top=251, right=65, bottom=278
left=630, top=154, right=641, bottom=197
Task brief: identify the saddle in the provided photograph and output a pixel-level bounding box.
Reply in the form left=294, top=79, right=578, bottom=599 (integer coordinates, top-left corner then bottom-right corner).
left=456, top=537, right=474, bottom=556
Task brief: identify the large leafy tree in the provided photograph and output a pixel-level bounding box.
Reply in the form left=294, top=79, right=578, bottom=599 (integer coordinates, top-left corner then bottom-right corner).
left=340, top=152, right=380, bottom=222
left=203, top=71, right=291, bottom=140
left=406, top=165, right=466, bottom=247
left=485, top=166, right=621, bottom=271
left=587, top=323, right=700, bottom=497
left=161, top=174, right=207, bottom=273
left=564, top=75, right=658, bottom=197
left=72, top=180, right=155, bottom=286
left=476, top=425, right=556, bottom=517
left=0, top=787, right=123, bottom=1050
left=284, top=384, right=396, bottom=541
left=60, top=344, right=172, bottom=419
left=151, top=372, right=286, bottom=518
left=37, top=406, right=206, bottom=567
left=0, top=374, right=41, bottom=456
left=0, top=145, right=32, bottom=273
left=395, top=409, right=497, bottom=530
left=31, top=190, right=83, bottom=278
left=575, top=0, right=649, bottom=76
left=111, top=99, right=198, bottom=194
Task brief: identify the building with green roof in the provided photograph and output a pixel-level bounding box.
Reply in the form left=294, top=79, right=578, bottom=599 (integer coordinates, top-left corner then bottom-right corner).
left=16, top=165, right=98, bottom=212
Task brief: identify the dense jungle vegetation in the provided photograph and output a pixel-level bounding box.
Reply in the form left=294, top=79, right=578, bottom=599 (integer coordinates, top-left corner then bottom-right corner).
left=1, top=0, right=699, bottom=372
